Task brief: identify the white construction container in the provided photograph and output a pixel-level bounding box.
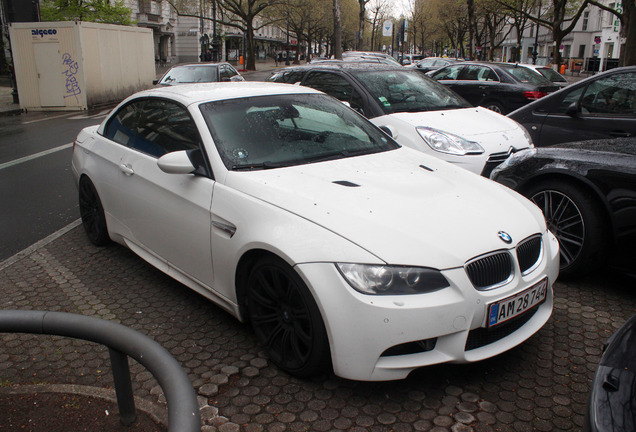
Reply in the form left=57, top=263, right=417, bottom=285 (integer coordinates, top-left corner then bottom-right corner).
left=9, top=21, right=154, bottom=111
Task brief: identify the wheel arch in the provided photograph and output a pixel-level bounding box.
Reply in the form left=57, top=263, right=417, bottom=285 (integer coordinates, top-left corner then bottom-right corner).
left=516, top=170, right=616, bottom=240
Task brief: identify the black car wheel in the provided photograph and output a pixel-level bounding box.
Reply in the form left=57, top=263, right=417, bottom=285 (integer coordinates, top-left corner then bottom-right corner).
left=246, top=256, right=330, bottom=377
left=484, top=101, right=505, bottom=114
left=78, top=177, right=110, bottom=246
left=524, top=180, right=607, bottom=276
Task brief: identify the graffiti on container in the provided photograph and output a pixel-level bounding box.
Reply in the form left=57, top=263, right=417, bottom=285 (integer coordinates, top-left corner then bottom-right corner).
left=62, top=53, right=81, bottom=99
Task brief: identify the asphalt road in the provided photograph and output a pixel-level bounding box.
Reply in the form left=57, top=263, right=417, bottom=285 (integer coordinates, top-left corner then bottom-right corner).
left=0, top=110, right=110, bottom=261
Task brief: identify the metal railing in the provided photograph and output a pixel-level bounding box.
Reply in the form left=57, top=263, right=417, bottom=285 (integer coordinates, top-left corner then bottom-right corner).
left=0, top=310, right=200, bottom=432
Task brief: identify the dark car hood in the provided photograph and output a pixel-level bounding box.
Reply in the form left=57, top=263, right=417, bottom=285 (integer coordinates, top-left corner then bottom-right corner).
left=551, top=137, right=636, bottom=156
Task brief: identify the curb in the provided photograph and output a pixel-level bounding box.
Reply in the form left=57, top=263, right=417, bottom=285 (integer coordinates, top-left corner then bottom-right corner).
left=0, top=383, right=169, bottom=426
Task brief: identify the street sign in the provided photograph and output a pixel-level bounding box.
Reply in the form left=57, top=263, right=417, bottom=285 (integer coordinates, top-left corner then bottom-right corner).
left=383, top=20, right=393, bottom=37
left=594, top=36, right=601, bottom=44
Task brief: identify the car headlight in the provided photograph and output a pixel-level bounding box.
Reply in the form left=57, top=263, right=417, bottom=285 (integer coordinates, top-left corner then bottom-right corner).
left=336, top=263, right=450, bottom=295
left=416, top=127, right=484, bottom=155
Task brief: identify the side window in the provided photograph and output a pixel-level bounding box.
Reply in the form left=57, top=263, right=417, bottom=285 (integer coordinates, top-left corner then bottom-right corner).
left=271, top=71, right=304, bottom=84
left=303, top=72, right=364, bottom=111
left=463, top=65, right=485, bottom=81
left=433, top=66, right=461, bottom=80
left=580, top=72, right=636, bottom=115
left=134, top=99, right=201, bottom=157
left=219, top=65, right=237, bottom=81
left=103, top=102, right=142, bottom=146
left=478, top=67, right=498, bottom=81
left=556, top=86, right=585, bottom=113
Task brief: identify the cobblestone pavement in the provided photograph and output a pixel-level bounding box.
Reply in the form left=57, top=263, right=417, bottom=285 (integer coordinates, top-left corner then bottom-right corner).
left=1, top=224, right=635, bottom=432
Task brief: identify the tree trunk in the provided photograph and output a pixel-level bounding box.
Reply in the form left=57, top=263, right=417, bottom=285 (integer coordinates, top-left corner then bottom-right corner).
left=467, top=0, right=475, bottom=59
left=623, top=0, right=636, bottom=65
left=333, top=0, right=343, bottom=59
left=246, top=22, right=256, bottom=71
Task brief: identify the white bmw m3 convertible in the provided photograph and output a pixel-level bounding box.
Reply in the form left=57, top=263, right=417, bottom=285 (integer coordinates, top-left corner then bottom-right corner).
left=72, top=82, right=559, bottom=381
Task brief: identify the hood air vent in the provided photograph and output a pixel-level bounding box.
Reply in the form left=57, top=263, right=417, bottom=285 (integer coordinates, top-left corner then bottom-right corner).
left=332, top=180, right=360, bottom=187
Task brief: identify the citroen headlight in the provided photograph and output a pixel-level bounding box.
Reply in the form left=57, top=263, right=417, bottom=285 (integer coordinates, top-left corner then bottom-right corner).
left=336, top=263, right=450, bottom=295
left=416, top=127, right=484, bottom=155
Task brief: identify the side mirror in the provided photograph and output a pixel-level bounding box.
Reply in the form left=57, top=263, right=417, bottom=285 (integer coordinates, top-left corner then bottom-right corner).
left=157, top=151, right=196, bottom=174
left=565, top=101, right=581, bottom=117
left=379, top=125, right=399, bottom=139
left=153, top=79, right=159, bottom=85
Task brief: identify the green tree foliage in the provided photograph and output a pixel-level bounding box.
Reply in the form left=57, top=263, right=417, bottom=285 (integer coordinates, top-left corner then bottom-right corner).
left=40, top=0, right=134, bottom=25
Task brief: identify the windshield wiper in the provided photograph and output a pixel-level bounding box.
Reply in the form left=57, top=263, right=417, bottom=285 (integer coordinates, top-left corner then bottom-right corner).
left=231, top=160, right=289, bottom=171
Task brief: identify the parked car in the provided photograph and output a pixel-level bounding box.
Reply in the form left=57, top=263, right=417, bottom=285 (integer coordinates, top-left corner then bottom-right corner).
left=508, top=66, right=636, bottom=147
left=518, top=63, right=569, bottom=88
left=341, top=51, right=402, bottom=66
left=585, top=313, right=636, bottom=432
left=153, top=62, right=244, bottom=85
left=491, top=137, right=636, bottom=276
left=399, top=54, right=424, bottom=65
left=428, top=61, right=560, bottom=114
left=72, top=82, right=558, bottom=381
left=409, top=57, right=464, bottom=73
left=268, top=63, right=534, bottom=176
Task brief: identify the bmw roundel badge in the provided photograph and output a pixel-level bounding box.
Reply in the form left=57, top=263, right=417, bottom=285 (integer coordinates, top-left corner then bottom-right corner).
left=498, top=231, right=512, bottom=244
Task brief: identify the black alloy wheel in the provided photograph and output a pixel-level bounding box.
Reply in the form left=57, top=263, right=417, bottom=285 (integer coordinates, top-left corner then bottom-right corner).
left=525, top=180, right=607, bottom=276
left=247, top=256, right=330, bottom=377
left=78, top=177, right=110, bottom=246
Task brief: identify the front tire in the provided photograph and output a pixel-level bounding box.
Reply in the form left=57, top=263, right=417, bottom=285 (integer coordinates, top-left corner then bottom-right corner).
left=246, top=256, right=330, bottom=378
left=524, top=180, right=607, bottom=276
left=78, top=177, right=110, bottom=246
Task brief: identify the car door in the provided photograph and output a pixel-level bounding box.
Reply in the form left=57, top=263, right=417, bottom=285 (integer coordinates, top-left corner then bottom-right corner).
left=301, top=71, right=369, bottom=116
left=453, top=64, right=502, bottom=108
left=114, top=98, right=216, bottom=287
left=429, top=64, right=465, bottom=96
left=532, top=71, right=636, bottom=146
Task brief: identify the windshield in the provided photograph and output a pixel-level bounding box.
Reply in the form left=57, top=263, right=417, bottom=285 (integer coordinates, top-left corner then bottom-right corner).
left=200, top=93, right=399, bottom=170
left=354, top=69, right=471, bottom=114
left=159, top=66, right=218, bottom=84
left=500, top=64, right=553, bottom=85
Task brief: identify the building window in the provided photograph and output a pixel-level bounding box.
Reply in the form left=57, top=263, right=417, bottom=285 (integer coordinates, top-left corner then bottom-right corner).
left=578, top=45, right=586, bottom=58
left=582, top=11, right=589, bottom=31
left=563, top=45, right=571, bottom=58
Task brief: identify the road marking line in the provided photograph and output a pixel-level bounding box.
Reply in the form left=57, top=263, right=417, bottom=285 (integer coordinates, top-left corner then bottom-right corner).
left=0, top=143, right=73, bottom=171
left=21, top=113, right=77, bottom=124
left=0, top=219, right=82, bottom=272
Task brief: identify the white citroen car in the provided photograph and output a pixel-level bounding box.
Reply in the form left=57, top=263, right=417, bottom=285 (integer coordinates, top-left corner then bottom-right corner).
left=72, top=82, right=559, bottom=381
left=268, top=63, right=534, bottom=176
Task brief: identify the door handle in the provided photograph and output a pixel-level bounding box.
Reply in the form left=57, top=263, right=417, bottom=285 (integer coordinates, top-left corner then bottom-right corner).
left=119, top=163, right=134, bottom=175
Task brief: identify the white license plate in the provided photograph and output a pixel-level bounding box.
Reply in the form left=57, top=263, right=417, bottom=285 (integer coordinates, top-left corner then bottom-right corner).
left=487, top=278, right=548, bottom=327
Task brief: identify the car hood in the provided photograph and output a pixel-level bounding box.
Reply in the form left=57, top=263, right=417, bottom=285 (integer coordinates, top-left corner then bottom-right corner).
left=383, top=107, right=530, bottom=149
left=224, top=147, right=546, bottom=268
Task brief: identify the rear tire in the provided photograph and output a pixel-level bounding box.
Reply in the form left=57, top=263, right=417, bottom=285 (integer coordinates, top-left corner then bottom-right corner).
left=246, top=256, right=331, bottom=378
left=78, top=177, right=110, bottom=246
left=523, top=180, right=607, bottom=276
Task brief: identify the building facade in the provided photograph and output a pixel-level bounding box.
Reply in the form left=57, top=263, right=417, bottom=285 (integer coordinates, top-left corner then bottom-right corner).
left=499, top=1, right=623, bottom=72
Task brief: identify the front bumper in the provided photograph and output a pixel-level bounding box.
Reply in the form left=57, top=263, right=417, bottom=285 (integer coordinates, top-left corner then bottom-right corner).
left=296, top=230, right=559, bottom=381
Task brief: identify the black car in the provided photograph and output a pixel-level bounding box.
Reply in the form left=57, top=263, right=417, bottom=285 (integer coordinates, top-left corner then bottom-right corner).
left=153, top=62, right=244, bottom=85
left=428, top=61, right=560, bottom=114
left=508, top=66, right=636, bottom=147
left=410, top=57, right=464, bottom=73
left=585, top=313, right=636, bottom=432
left=490, top=137, right=636, bottom=276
